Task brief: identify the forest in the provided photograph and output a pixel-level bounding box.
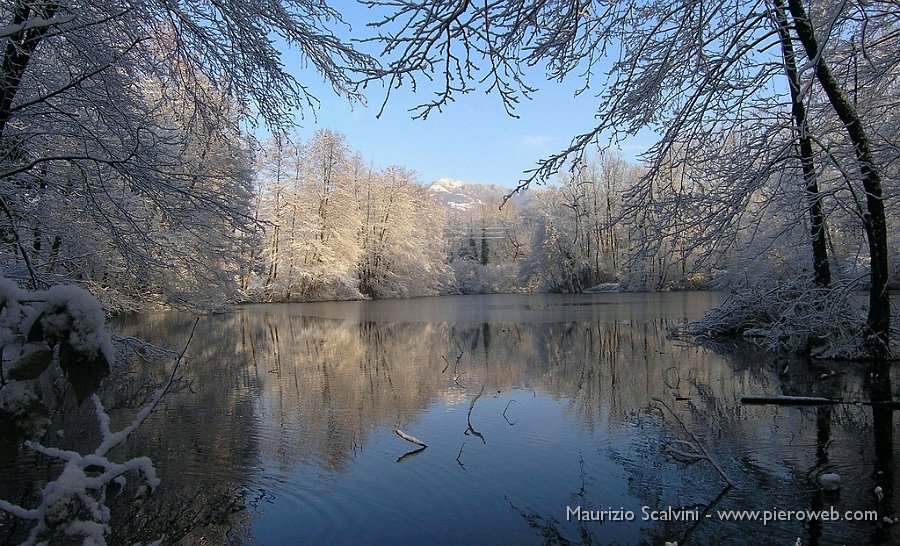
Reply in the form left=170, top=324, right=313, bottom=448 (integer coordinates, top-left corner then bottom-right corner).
left=249, top=130, right=900, bottom=302
left=1, top=2, right=898, bottom=345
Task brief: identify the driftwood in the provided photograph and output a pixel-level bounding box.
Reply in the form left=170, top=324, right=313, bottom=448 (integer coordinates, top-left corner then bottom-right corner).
left=742, top=395, right=900, bottom=409
left=394, top=429, right=427, bottom=447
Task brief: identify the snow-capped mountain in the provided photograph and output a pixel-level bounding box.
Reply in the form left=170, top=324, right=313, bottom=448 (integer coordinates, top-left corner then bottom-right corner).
left=427, top=177, right=531, bottom=211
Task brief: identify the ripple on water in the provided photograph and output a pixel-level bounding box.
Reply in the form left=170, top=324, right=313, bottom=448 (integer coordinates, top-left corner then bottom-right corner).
left=247, top=449, right=445, bottom=544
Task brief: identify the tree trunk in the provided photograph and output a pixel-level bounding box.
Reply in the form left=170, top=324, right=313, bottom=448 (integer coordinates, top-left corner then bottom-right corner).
left=787, top=0, right=890, bottom=358
left=772, top=0, right=831, bottom=289
left=0, top=2, right=59, bottom=137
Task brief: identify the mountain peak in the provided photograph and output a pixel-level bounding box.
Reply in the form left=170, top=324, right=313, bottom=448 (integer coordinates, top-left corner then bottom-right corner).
left=427, top=178, right=528, bottom=211
left=430, top=177, right=468, bottom=191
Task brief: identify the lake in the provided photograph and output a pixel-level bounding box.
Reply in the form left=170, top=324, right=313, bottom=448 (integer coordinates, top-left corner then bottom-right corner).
left=1, top=293, right=897, bottom=545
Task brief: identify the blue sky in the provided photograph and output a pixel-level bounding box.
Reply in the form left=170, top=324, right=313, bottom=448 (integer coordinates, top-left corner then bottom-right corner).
left=279, top=5, right=653, bottom=188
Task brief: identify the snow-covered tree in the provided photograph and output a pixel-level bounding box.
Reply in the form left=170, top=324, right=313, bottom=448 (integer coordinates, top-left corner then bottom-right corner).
left=446, top=197, right=531, bottom=294
left=1, top=0, right=374, bottom=308
left=357, top=165, right=451, bottom=298
left=519, top=188, right=580, bottom=292
left=361, top=0, right=898, bottom=358
left=250, top=131, right=451, bottom=301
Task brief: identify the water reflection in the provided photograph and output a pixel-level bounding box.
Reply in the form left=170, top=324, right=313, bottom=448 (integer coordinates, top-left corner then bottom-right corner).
left=0, top=293, right=896, bottom=545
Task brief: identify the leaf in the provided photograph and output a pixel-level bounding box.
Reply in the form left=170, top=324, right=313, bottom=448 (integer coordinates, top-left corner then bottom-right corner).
left=58, top=340, right=110, bottom=402
left=26, top=311, right=45, bottom=343
left=7, top=344, right=53, bottom=380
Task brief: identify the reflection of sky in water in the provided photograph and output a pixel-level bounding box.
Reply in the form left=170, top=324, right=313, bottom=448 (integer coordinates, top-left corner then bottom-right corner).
left=3, top=293, right=896, bottom=545
left=252, top=393, right=645, bottom=545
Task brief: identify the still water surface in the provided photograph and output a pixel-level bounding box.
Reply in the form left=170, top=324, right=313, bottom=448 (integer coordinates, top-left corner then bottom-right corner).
left=2, top=293, right=897, bottom=545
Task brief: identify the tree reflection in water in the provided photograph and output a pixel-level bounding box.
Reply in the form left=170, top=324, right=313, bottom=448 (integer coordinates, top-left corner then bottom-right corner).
left=1, top=293, right=895, bottom=544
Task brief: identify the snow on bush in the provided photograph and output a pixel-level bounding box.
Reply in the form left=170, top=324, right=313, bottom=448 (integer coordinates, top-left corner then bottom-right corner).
left=673, top=277, right=898, bottom=359
left=0, top=278, right=182, bottom=545
left=27, top=285, right=116, bottom=368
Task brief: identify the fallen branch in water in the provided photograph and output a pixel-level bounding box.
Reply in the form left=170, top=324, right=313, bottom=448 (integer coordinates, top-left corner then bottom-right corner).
left=394, top=429, right=427, bottom=447
left=741, top=395, right=900, bottom=409
left=503, top=399, right=517, bottom=426
left=678, top=483, right=733, bottom=545
left=456, top=442, right=466, bottom=470
left=442, top=344, right=464, bottom=374
left=652, top=396, right=734, bottom=487
left=465, top=385, right=486, bottom=444
left=396, top=447, right=427, bottom=463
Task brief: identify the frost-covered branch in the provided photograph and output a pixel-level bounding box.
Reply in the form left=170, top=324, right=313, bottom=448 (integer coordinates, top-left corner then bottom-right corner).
left=0, top=14, right=74, bottom=40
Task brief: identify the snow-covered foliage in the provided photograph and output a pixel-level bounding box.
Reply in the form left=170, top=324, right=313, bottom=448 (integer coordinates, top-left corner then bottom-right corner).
left=675, top=277, right=899, bottom=360
left=26, top=285, right=115, bottom=367
left=248, top=130, right=362, bottom=301
left=518, top=156, right=677, bottom=292
left=451, top=261, right=523, bottom=294
left=0, top=279, right=182, bottom=544
left=2, top=281, right=111, bottom=414
left=357, top=169, right=453, bottom=298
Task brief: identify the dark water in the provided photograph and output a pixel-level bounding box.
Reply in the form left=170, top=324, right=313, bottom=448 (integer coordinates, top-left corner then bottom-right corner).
left=1, top=293, right=897, bottom=545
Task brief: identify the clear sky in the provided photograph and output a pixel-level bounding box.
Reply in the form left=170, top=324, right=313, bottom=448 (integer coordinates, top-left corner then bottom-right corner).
left=278, top=5, right=653, bottom=188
